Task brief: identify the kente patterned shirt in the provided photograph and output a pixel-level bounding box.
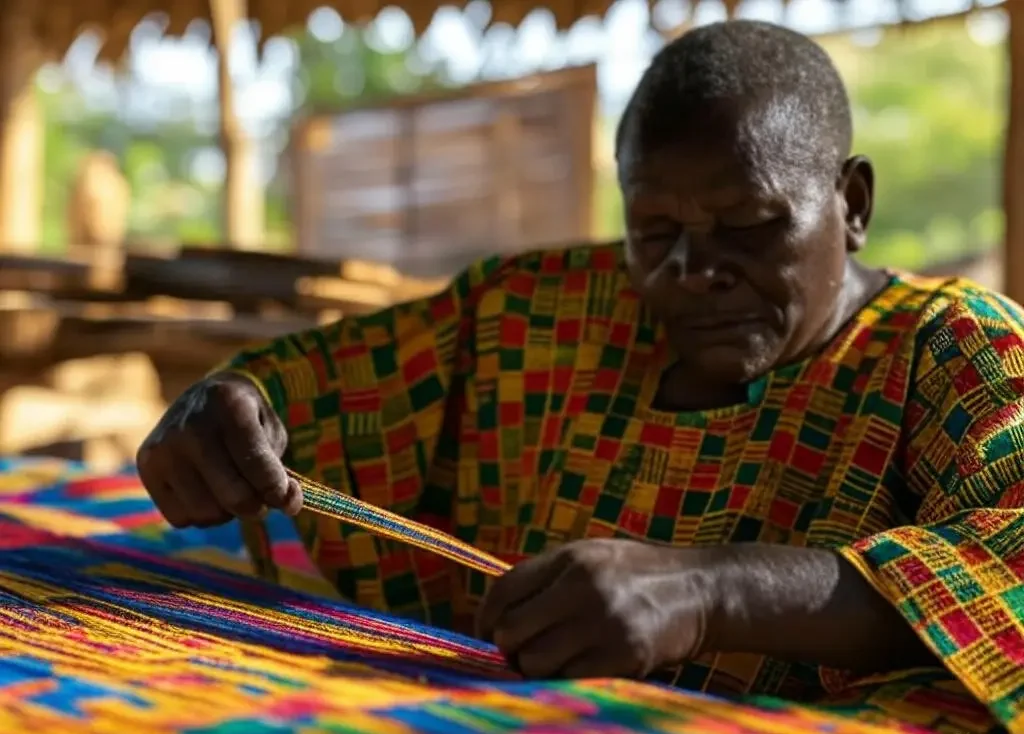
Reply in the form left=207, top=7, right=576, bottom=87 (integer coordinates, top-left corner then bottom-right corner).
left=230, top=243, right=1024, bottom=734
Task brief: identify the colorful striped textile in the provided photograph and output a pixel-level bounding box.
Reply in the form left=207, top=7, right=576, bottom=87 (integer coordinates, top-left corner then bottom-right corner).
left=0, top=456, right=963, bottom=733
left=293, top=468, right=511, bottom=579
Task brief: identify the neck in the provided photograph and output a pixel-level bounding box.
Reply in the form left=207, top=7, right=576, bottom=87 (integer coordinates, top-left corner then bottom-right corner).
left=803, top=258, right=889, bottom=360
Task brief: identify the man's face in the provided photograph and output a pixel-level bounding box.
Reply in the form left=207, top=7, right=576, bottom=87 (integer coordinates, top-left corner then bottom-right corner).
left=618, top=100, right=867, bottom=386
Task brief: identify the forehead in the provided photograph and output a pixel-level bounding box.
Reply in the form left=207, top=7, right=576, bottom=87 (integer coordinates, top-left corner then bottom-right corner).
left=617, top=96, right=824, bottom=200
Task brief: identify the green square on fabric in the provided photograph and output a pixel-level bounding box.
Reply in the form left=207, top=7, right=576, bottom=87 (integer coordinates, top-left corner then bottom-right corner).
left=923, top=622, right=957, bottom=657
left=599, top=347, right=626, bottom=369
left=682, top=491, right=710, bottom=516
left=469, top=571, right=487, bottom=597
left=560, top=472, right=584, bottom=500
left=602, top=416, right=628, bottom=439
left=833, top=364, right=858, bottom=392
left=594, top=494, right=623, bottom=523
left=523, top=528, right=548, bottom=553
left=525, top=393, right=547, bottom=417
left=736, top=462, right=761, bottom=486
left=750, top=409, right=780, bottom=441
left=732, top=516, right=763, bottom=541
left=538, top=449, right=559, bottom=474
left=383, top=574, right=420, bottom=607
left=698, top=433, right=726, bottom=458
left=797, top=424, right=830, bottom=451
left=942, top=404, right=973, bottom=442
left=572, top=433, right=596, bottom=451
left=499, top=349, right=525, bottom=371
left=409, top=376, right=445, bottom=409
left=647, top=515, right=675, bottom=542
left=505, top=294, right=532, bottom=315
left=864, top=539, right=911, bottom=565
left=1000, top=585, right=1024, bottom=611
left=370, top=345, right=398, bottom=376
left=530, top=312, right=555, bottom=329
left=313, top=393, right=340, bottom=420
left=480, top=462, right=501, bottom=488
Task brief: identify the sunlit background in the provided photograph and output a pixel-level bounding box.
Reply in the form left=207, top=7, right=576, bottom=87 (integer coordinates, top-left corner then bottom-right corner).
left=40, top=0, right=1009, bottom=273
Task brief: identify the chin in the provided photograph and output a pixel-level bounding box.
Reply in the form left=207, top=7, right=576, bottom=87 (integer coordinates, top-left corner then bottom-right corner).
left=670, top=333, right=780, bottom=386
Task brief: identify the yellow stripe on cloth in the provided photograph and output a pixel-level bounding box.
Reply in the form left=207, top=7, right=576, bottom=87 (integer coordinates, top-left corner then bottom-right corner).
left=290, top=469, right=511, bottom=578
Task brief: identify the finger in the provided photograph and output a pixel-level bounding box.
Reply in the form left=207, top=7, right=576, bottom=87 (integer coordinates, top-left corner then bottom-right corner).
left=136, top=452, right=190, bottom=528
left=492, top=580, right=579, bottom=656
left=185, top=431, right=264, bottom=519
left=477, top=551, right=572, bottom=641
left=558, top=646, right=628, bottom=681
left=280, top=476, right=303, bottom=517
left=510, top=616, right=597, bottom=680
left=147, top=478, right=192, bottom=528
left=167, top=461, right=233, bottom=527
left=214, top=386, right=290, bottom=507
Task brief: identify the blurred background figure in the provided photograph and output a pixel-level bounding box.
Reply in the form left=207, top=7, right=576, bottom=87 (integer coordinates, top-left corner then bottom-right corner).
left=67, top=150, right=129, bottom=289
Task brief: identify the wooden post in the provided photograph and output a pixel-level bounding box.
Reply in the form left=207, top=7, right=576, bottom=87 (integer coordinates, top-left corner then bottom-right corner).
left=0, top=1, right=42, bottom=254
left=1004, top=1, right=1024, bottom=302
left=209, top=0, right=264, bottom=250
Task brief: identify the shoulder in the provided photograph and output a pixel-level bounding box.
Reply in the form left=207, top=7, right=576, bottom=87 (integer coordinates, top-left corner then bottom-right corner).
left=884, top=275, right=1024, bottom=388
left=448, top=242, right=630, bottom=308
left=895, top=274, right=1024, bottom=345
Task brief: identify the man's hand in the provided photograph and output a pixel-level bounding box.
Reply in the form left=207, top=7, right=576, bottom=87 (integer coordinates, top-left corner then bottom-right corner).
left=477, top=539, right=938, bottom=681
left=136, top=372, right=302, bottom=528
left=475, top=539, right=717, bottom=680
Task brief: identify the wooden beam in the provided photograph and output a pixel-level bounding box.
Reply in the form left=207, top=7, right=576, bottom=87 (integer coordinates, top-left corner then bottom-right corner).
left=1005, top=1, right=1024, bottom=302
left=209, top=0, right=264, bottom=250
left=0, top=0, right=42, bottom=254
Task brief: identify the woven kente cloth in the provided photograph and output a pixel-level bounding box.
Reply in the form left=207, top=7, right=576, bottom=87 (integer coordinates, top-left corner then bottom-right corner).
left=0, top=457, right=981, bottom=733
left=226, top=243, right=1024, bottom=734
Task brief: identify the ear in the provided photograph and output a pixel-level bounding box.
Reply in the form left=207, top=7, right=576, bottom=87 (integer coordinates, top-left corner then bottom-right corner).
left=837, top=156, right=874, bottom=253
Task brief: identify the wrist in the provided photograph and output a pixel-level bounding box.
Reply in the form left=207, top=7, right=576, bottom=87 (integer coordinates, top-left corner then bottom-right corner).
left=654, top=545, right=738, bottom=659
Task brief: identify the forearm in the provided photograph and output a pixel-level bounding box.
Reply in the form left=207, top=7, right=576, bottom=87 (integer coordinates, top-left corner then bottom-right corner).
left=703, top=543, right=936, bottom=673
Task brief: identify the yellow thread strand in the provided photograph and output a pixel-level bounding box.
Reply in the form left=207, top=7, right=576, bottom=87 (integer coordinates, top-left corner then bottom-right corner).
left=290, top=469, right=511, bottom=578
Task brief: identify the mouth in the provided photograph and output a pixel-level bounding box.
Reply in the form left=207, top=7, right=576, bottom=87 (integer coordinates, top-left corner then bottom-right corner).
left=676, top=315, right=764, bottom=332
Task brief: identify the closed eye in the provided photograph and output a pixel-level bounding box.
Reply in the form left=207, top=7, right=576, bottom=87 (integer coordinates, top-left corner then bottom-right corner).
left=719, top=215, right=785, bottom=232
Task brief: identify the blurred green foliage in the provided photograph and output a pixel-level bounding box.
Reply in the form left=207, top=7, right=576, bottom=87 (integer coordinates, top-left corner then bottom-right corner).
left=39, top=17, right=1005, bottom=272
left=592, top=19, right=1006, bottom=271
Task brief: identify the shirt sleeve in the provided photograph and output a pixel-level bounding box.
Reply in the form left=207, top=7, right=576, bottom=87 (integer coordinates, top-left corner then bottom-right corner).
left=220, top=256, right=505, bottom=603
left=837, top=285, right=1024, bottom=728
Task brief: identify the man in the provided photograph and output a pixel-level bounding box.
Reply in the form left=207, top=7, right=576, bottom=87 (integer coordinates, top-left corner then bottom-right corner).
left=138, top=21, right=1024, bottom=732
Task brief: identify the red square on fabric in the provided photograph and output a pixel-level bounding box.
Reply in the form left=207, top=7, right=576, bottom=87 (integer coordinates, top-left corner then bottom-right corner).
left=640, top=424, right=673, bottom=448
left=500, top=318, right=527, bottom=346
left=385, top=423, right=418, bottom=454
left=768, top=498, right=798, bottom=527
left=894, top=555, right=936, bottom=586
left=654, top=487, right=683, bottom=516
left=768, top=431, right=795, bottom=462
left=315, top=441, right=343, bottom=464
left=391, top=476, right=419, bottom=504
left=595, top=438, right=620, bottom=462
left=353, top=462, right=388, bottom=487
left=619, top=508, right=649, bottom=535
left=402, top=348, right=438, bottom=384
left=851, top=440, right=888, bottom=476
left=430, top=292, right=457, bottom=321
left=500, top=402, right=524, bottom=425
left=992, top=626, right=1024, bottom=666
left=939, top=609, right=983, bottom=648
left=288, top=403, right=313, bottom=427
left=727, top=486, right=751, bottom=510
left=556, top=319, right=582, bottom=343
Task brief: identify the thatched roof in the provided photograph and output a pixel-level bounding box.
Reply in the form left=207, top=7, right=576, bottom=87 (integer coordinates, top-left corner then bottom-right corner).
left=15, top=0, right=1007, bottom=63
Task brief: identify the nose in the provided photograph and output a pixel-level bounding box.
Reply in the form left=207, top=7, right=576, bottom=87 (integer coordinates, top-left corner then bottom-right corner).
left=663, top=235, right=737, bottom=294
